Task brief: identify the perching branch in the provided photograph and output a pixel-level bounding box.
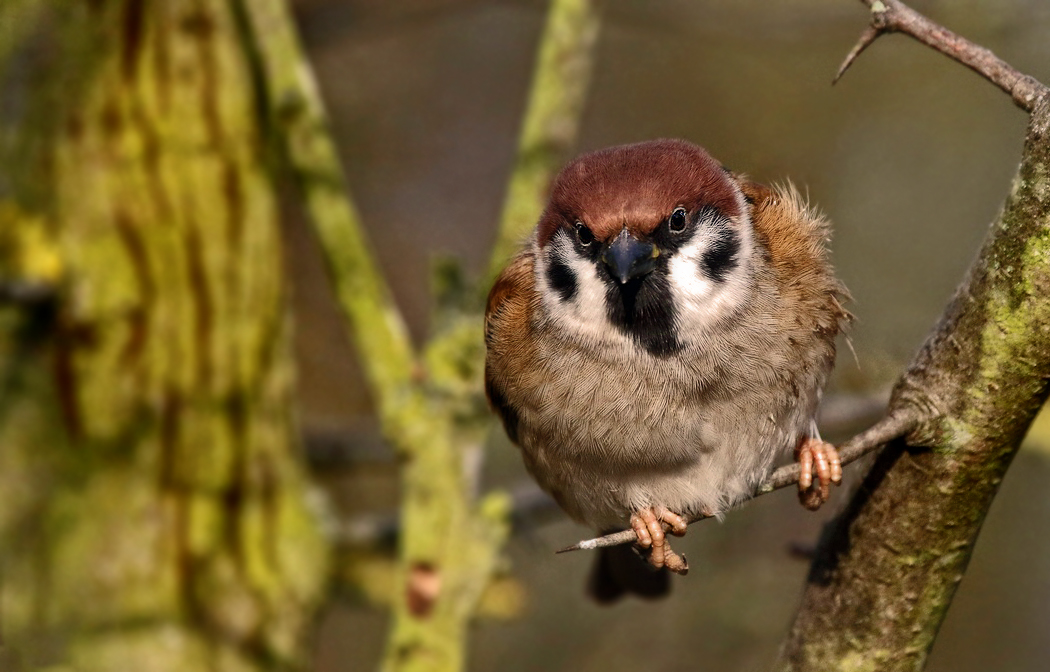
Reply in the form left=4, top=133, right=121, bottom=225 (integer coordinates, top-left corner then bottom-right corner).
left=311, top=392, right=886, bottom=552
left=759, top=407, right=920, bottom=492
left=834, top=0, right=1044, bottom=112
left=778, top=2, right=1050, bottom=670
left=557, top=409, right=921, bottom=553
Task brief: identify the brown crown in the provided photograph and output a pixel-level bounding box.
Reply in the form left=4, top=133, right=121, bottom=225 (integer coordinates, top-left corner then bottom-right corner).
left=536, top=139, right=741, bottom=247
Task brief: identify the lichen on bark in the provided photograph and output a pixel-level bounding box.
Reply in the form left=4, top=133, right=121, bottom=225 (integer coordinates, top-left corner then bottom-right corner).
left=0, top=1, right=329, bottom=669
left=779, top=99, right=1050, bottom=672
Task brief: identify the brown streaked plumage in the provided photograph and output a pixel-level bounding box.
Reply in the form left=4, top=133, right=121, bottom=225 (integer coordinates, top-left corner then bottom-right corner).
left=485, top=139, right=850, bottom=601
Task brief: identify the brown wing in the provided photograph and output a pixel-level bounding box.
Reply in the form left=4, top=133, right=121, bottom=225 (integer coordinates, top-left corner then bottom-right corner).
left=484, top=249, right=539, bottom=445
left=741, top=179, right=852, bottom=339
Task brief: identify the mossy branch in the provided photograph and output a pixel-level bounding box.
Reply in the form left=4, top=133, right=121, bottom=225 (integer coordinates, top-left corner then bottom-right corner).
left=485, top=0, right=602, bottom=285
left=235, top=0, right=417, bottom=433
left=0, top=1, right=333, bottom=668
left=238, top=1, right=603, bottom=670
left=777, top=2, right=1050, bottom=670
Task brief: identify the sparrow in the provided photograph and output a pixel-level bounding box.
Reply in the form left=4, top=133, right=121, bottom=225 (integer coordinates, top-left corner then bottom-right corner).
left=484, top=139, right=850, bottom=601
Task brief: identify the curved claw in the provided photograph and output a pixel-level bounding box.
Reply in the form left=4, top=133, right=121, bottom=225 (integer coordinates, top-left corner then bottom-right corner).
left=629, top=507, right=690, bottom=575
left=795, top=437, right=842, bottom=511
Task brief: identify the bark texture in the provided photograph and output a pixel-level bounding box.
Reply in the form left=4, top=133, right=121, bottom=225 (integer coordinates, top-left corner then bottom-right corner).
left=778, top=99, right=1050, bottom=671
left=0, top=1, right=328, bottom=669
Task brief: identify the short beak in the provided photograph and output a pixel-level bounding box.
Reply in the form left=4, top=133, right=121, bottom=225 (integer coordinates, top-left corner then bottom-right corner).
left=602, top=229, right=659, bottom=284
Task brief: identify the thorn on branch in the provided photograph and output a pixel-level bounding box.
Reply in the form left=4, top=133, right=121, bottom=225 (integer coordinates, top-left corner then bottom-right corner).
left=834, top=0, right=1048, bottom=112
left=834, top=24, right=884, bottom=85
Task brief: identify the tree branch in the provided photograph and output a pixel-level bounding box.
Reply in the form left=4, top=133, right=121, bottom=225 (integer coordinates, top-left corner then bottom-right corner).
left=778, top=3, right=1050, bottom=669
left=237, top=5, right=514, bottom=672
left=835, top=0, right=1046, bottom=112
left=759, top=407, right=920, bottom=493
left=245, top=1, right=605, bottom=669
left=236, top=0, right=418, bottom=432
left=484, top=0, right=601, bottom=287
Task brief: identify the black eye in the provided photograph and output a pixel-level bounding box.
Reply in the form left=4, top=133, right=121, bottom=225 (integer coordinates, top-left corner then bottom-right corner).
left=668, top=207, right=688, bottom=233
left=574, top=221, right=594, bottom=246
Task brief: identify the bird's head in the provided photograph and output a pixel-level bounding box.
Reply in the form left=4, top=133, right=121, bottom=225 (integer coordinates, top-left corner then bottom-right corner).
left=534, top=139, right=755, bottom=357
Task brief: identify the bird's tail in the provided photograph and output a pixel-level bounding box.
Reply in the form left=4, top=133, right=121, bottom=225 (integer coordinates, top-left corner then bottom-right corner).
left=587, top=543, right=670, bottom=603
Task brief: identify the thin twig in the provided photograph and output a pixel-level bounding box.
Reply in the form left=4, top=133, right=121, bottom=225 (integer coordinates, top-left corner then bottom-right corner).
left=316, top=394, right=886, bottom=551
left=758, top=407, right=920, bottom=493
left=323, top=395, right=890, bottom=549
left=556, top=409, right=921, bottom=553
left=835, top=0, right=1047, bottom=112
left=833, top=24, right=880, bottom=84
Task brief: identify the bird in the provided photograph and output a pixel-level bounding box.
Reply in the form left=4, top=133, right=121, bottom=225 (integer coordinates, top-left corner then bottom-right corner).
left=484, top=138, right=850, bottom=601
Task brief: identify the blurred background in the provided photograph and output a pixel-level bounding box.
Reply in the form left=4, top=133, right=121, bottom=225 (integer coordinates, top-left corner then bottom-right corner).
left=3, top=0, right=1050, bottom=670
left=294, top=1, right=1050, bottom=670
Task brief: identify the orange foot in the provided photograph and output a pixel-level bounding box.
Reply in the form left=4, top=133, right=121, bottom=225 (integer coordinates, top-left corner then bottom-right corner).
left=630, top=506, right=689, bottom=574
left=795, top=436, right=843, bottom=510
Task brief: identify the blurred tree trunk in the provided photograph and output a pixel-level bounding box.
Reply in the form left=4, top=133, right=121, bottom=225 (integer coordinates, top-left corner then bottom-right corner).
left=0, top=1, right=328, bottom=670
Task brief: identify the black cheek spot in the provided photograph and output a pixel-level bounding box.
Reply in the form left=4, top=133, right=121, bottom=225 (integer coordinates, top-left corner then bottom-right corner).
left=485, top=378, right=520, bottom=444
left=702, top=228, right=740, bottom=283
left=546, top=255, right=578, bottom=302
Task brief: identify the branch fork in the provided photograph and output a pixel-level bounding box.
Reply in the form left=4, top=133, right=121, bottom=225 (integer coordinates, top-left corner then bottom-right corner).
left=835, top=0, right=1047, bottom=112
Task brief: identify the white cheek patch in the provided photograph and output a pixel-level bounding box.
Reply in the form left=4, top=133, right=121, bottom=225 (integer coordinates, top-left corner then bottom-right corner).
left=536, top=200, right=756, bottom=353
left=667, top=214, right=754, bottom=344
left=535, top=233, right=635, bottom=350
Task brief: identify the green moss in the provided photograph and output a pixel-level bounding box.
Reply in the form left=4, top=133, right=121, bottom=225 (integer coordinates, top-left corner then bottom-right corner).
left=0, top=1, right=330, bottom=668
left=237, top=0, right=541, bottom=669
left=0, top=202, right=62, bottom=283
left=969, top=164, right=1050, bottom=439
left=780, top=109, right=1050, bottom=672
left=485, top=0, right=601, bottom=285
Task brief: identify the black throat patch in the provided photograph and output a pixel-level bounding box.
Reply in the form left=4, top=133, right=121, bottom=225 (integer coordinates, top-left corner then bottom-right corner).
left=604, top=271, right=681, bottom=357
